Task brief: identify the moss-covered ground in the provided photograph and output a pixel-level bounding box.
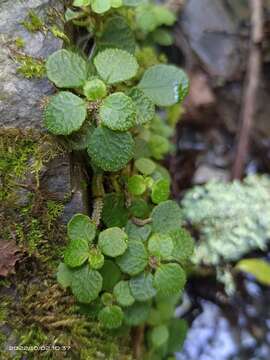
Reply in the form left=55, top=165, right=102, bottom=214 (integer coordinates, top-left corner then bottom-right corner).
left=0, top=129, right=133, bottom=360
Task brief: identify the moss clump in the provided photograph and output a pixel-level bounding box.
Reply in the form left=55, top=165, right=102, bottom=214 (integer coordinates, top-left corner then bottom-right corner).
left=0, top=129, right=64, bottom=254
left=14, top=37, right=25, bottom=49
left=21, top=11, right=45, bottom=32
left=0, top=130, right=133, bottom=359
left=50, top=25, right=70, bottom=43
left=15, top=54, right=46, bottom=79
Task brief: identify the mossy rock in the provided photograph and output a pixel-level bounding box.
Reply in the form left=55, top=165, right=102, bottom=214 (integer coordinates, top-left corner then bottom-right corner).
left=0, top=129, right=133, bottom=359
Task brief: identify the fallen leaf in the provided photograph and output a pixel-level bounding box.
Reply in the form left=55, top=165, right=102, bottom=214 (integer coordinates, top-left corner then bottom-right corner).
left=236, top=258, right=270, bottom=286
left=0, top=240, right=21, bottom=277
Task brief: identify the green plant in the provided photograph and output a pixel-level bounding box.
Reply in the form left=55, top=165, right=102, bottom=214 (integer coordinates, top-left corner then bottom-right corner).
left=44, top=1, right=194, bottom=358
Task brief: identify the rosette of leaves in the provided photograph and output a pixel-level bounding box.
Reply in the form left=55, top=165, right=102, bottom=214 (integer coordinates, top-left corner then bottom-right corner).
left=58, top=201, right=193, bottom=335
left=44, top=44, right=188, bottom=172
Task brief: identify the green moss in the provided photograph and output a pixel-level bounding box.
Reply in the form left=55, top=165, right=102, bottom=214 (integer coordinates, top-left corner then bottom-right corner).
left=0, top=130, right=133, bottom=359
left=50, top=25, right=70, bottom=43
left=15, top=54, right=46, bottom=79
left=0, top=129, right=64, bottom=254
left=21, top=10, right=45, bottom=32
left=46, top=200, right=65, bottom=230
left=14, top=37, right=25, bottom=49
left=0, top=299, right=9, bottom=324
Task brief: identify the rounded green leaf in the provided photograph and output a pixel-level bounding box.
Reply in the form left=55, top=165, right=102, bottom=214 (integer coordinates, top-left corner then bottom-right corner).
left=111, top=0, right=122, bottom=8
left=170, top=228, right=195, bottom=262
left=116, top=241, right=148, bottom=276
left=113, top=280, right=135, bottom=307
left=57, top=262, right=73, bottom=288
left=64, top=239, right=89, bottom=268
left=124, top=302, right=151, bottom=326
left=100, top=92, right=136, bottom=131
left=149, top=134, right=170, bottom=160
left=125, top=221, right=152, bottom=242
left=150, top=325, right=169, bottom=348
left=151, top=115, right=174, bottom=137
left=148, top=233, right=173, bottom=259
left=99, top=260, right=121, bottom=291
left=129, top=272, right=156, bottom=301
left=138, top=64, right=189, bottom=106
left=144, top=176, right=154, bottom=188
left=68, top=213, right=96, bottom=243
left=136, top=4, right=176, bottom=33
left=45, top=91, right=87, bottom=135
left=98, top=305, right=124, bottom=329
left=71, top=265, right=102, bottom=303
left=94, top=49, right=138, bottom=84
left=46, top=49, right=87, bottom=88
left=98, top=227, right=128, bottom=257
left=102, top=193, right=128, bottom=227
left=154, top=263, right=186, bottom=297
left=128, top=87, right=155, bottom=125
left=130, top=198, right=150, bottom=219
left=152, top=28, right=173, bottom=46
left=83, top=79, right=107, bottom=101
left=167, top=319, right=188, bottom=353
left=151, top=200, right=182, bottom=233
left=73, top=0, right=91, bottom=6
left=125, top=221, right=152, bottom=241
left=97, top=15, right=136, bottom=54
left=88, top=248, right=105, bottom=269
left=135, top=158, right=156, bottom=175
left=134, top=138, right=151, bottom=159
left=152, top=164, right=171, bottom=183
left=101, top=292, right=114, bottom=306
left=87, top=127, right=135, bottom=172
left=151, top=179, right=170, bottom=204
left=124, top=0, right=142, bottom=5
left=91, top=0, right=111, bottom=14
left=128, top=175, right=146, bottom=196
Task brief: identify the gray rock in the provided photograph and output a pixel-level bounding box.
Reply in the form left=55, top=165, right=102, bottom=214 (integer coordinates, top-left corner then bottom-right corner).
left=0, top=0, right=63, bottom=129
left=0, top=0, right=89, bottom=221
left=40, top=153, right=89, bottom=223
left=180, top=0, right=247, bottom=79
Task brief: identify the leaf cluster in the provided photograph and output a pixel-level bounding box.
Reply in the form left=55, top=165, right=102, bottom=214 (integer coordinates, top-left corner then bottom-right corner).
left=45, top=0, right=192, bottom=358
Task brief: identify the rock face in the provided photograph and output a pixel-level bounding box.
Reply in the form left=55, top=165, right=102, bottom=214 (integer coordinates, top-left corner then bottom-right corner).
left=0, top=0, right=89, bottom=219
left=180, top=0, right=270, bottom=157
left=180, top=0, right=247, bottom=80
left=40, top=152, right=90, bottom=223
left=0, top=0, right=63, bottom=129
